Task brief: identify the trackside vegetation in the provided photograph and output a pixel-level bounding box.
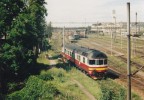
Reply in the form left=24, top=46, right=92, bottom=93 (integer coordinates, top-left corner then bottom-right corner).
left=7, top=68, right=89, bottom=100
left=6, top=52, right=142, bottom=100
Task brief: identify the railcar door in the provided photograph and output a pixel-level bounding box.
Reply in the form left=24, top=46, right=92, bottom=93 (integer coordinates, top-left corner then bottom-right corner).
left=72, top=50, right=75, bottom=58
left=71, top=49, right=75, bottom=63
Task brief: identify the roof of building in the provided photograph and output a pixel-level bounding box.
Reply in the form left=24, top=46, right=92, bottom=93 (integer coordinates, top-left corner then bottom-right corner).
left=65, top=44, right=107, bottom=59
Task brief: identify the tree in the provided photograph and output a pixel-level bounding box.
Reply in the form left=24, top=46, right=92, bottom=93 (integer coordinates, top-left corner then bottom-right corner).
left=0, top=13, right=37, bottom=76
left=0, top=0, right=47, bottom=74
left=0, top=0, right=25, bottom=93
left=0, top=0, right=24, bottom=39
left=26, top=0, right=47, bottom=57
left=0, top=0, right=48, bottom=93
left=46, top=22, right=53, bottom=39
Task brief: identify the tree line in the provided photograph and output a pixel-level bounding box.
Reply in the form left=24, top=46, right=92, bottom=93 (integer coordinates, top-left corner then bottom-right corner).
left=0, top=0, right=52, bottom=94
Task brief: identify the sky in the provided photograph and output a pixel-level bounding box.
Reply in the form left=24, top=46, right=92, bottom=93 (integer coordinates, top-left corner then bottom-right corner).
left=45, top=0, right=144, bottom=27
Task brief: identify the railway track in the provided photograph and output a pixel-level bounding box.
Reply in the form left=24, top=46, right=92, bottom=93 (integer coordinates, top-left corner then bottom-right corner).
left=108, top=66, right=144, bottom=98
left=117, top=55, right=144, bottom=72
left=77, top=38, right=144, bottom=72
left=86, top=35, right=144, bottom=58
left=76, top=38, right=144, bottom=97
left=51, top=30, right=144, bottom=98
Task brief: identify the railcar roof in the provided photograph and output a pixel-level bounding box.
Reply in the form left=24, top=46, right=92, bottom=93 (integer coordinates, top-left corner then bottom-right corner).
left=65, top=44, right=107, bottom=59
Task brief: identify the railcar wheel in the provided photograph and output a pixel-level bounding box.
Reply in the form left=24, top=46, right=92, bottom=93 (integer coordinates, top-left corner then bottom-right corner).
left=92, top=71, right=106, bottom=80
left=103, top=72, right=107, bottom=80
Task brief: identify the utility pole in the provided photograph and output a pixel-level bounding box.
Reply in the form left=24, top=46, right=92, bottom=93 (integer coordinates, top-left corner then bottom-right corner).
left=113, top=10, right=116, bottom=41
left=120, top=22, right=123, bottom=49
left=111, top=26, right=113, bottom=55
left=132, top=12, right=138, bottom=57
left=136, top=12, right=137, bottom=35
left=127, top=2, right=131, bottom=100
left=85, top=18, right=86, bottom=38
left=132, top=36, right=134, bottom=57
left=114, top=16, right=116, bottom=41
left=111, top=10, right=115, bottom=56
left=62, top=26, right=65, bottom=52
left=135, top=12, right=137, bottom=56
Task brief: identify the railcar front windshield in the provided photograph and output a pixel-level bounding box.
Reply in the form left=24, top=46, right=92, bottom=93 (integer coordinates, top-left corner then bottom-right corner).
left=89, top=59, right=107, bottom=65
left=89, top=60, right=95, bottom=65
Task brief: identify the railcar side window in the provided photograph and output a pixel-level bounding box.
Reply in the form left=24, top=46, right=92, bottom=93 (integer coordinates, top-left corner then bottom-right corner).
left=89, top=60, right=95, bottom=65
left=70, top=52, right=72, bottom=56
left=89, top=59, right=107, bottom=65
left=66, top=49, right=68, bottom=54
left=99, top=60, right=103, bottom=65
left=83, top=57, right=85, bottom=63
left=104, top=59, right=107, bottom=64
left=95, top=60, right=98, bottom=65
left=65, top=49, right=66, bottom=53
left=77, top=55, right=79, bottom=60
left=78, top=55, right=81, bottom=61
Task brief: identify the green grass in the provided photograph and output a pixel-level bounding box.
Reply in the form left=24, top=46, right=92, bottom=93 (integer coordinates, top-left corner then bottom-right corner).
left=40, top=68, right=90, bottom=100
left=7, top=60, right=142, bottom=100
left=108, top=56, right=126, bottom=70
left=6, top=33, right=143, bottom=100
left=108, top=55, right=139, bottom=73
left=47, top=50, right=57, bottom=56
left=37, top=52, right=49, bottom=65
left=69, top=67, right=102, bottom=99
left=69, top=67, right=142, bottom=100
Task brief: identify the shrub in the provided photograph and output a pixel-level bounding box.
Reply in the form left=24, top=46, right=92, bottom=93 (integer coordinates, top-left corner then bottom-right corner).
left=38, top=73, right=54, bottom=81
left=7, top=76, right=60, bottom=100
left=98, top=79, right=126, bottom=100
left=118, top=88, right=126, bottom=100
left=41, top=68, right=67, bottom=82
left=132, top=93, right=142, bottom=100
left=7, top=82, right=17, bottom=92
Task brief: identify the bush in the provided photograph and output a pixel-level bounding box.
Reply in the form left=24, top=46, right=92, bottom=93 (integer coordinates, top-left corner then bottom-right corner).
left=38, top=73, right=54, bottom=81
left=100, top=86, right=126, bottom=100
left=41, top=68, right=67, bottom=82
left=7, top=82, right=17, bottom=93
left=98, top=79, right=142, bottom=100
left=98, top=79, right=126, bottom=100
left=7, top=76, right=60, bottom=100
left=132, top=93, right=142, bottom=100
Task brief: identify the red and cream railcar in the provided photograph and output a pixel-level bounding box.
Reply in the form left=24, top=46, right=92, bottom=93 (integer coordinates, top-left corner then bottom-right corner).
left=61, top=44, right=108, bottom=79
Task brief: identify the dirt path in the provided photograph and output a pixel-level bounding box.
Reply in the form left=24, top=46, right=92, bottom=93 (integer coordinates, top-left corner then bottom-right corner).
left=49, top=59, right=96, bottom=100
left=48, top=55, right=57, bottom=66
left=73, top=79, right=96, bottom=100
left=48, top=54, right=96, bottom=100
left=49, top=59, right=57, bottom=66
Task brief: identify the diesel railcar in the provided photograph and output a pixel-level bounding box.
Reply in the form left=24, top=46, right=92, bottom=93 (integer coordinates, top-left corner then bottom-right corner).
left=61, top=44, right=108, bottom=79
